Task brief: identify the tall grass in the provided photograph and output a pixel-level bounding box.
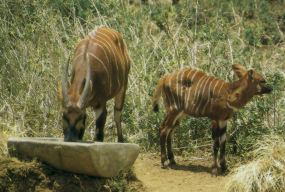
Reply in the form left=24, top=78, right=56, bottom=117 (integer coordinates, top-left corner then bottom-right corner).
left=224, top=135, right=285, bottom=192
left=0, top=0, right=284, bottom=156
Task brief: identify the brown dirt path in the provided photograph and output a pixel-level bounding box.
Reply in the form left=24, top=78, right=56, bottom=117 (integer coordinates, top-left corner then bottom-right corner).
left=134, top=153, right=227, bottom=192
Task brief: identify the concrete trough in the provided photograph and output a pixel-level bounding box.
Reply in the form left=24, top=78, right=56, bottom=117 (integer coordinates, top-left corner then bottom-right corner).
left=7, top=137, right=140, bottom=178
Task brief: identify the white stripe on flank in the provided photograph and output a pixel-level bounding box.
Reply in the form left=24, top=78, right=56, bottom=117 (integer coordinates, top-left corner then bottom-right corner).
left=176, top=71, right=182, bottom=109
left=168, top=75, right=173, bottom=110
left=90, top=39, right=112, bottom=94
left=96, top=32, right=121, bottom=88
left=201, top=78, right=216, bottom=115
left=164, top=84, right=172, bottom=110
left=88, top=52, right=109, bottom=77
left=191, top=75, right=207, bottom=114
left=186, top=69, right=199, bottom=110
left=102, top=27, right=116, bottom=39
left=169, top=74, right=178, bottom=110
left=179, top=69, right=187, bottom=109
left=108, top=29, right=126, bottom=68
left=217, top=81, right=225, bottom=97
left=183, top=69, right=192, bottom=108
left=212, top=79, right=221, bottom=96
left=92, top=40, right=110, bottom=66
left=195, top=76, right=211, bottom=115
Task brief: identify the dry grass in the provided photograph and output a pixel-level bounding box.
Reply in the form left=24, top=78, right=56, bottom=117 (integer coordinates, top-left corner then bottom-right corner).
left=224, top=135, right=285, bottom=192
left=0, top=0, right=284, bottom=154
left=0, top=122, right=25, bottom=155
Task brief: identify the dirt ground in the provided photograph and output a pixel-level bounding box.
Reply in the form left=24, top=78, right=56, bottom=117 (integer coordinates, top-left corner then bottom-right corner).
left=134, top=153, right=227, bottom=192
left=0, top=153, right=227, bottom=192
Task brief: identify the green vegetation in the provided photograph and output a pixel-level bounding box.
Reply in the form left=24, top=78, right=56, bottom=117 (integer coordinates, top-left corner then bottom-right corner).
left=0, top=0, right=284, bottom=182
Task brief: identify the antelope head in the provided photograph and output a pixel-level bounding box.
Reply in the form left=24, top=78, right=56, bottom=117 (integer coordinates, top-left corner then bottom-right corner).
left=60, top=56, right=91, bottom=142
left=232, top=64, right=273, bottom=96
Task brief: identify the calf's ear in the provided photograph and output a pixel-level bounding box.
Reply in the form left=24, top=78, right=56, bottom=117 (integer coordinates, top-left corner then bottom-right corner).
left=232, top=64, right=247, bottom=79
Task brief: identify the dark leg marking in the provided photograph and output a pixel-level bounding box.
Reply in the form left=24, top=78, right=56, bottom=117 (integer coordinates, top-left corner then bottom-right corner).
left=95, top=108, right=107, bottom=142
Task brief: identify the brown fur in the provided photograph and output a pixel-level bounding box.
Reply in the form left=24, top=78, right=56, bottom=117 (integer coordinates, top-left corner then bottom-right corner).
left=152, top=64, right=272, bottom=171
left=60, top=26, right=131, bottom=142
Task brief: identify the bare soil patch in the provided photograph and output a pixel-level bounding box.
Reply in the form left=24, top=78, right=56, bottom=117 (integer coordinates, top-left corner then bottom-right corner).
left=134, top=153, right=227, bottom=192
left=0, top=153, right=227, bottom=192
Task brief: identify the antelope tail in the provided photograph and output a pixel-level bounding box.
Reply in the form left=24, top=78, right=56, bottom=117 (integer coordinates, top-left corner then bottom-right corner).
left=152, top=78, right=164, bottom=113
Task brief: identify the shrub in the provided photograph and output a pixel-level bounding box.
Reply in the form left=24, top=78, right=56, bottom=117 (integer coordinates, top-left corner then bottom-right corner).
left=224, top=135, right=285, bottom=192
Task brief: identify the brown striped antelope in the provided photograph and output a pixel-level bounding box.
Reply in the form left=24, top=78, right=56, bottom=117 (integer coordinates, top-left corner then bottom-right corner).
left=59, top=26, right=131, bottom=142
left=152, top=64, right=272, bottom=172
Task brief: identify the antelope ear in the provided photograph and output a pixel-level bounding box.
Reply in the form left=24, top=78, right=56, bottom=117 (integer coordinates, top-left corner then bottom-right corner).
left=232, top=64, right=247, bottom=79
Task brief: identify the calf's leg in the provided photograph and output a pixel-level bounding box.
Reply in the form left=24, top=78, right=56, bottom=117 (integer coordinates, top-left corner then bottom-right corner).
left=167, top=112, right=185, bottom=166
left=160, top=110, right=179, bottom=167
left=211, top=120, right=219, bottom=169
left=218, top=120, right=228, bottom=172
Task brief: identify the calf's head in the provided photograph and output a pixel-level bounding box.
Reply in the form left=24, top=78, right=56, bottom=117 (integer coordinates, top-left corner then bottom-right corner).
left=59, top=58, right=91, bottom=142
left=232, top=64, right=273, bottom=96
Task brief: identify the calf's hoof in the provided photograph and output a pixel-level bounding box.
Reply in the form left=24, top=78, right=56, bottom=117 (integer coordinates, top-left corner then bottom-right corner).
left=161, top=156, right=167, bottom=169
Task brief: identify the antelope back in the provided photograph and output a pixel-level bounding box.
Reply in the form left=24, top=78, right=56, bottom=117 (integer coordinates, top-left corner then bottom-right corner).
left=68, top=26, right=131, bottom=106
left=60, top=26, right=131, bottom=142
left=160, top=68, right=227, bottom=117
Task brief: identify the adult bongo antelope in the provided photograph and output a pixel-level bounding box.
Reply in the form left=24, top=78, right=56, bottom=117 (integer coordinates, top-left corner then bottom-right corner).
left=59, top=26, right=131, bottom=142
left=152, top=64, right=272, bottom=171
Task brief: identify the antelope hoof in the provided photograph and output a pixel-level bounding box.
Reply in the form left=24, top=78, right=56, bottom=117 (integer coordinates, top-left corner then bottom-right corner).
left=161, top=161, right=168, bottom=169
left=211, top=163, right=218, bottom=175
left=161, top=156, right=167, bottom=169
left=161, top=164, right=167, bottom=169
left=211, top=166, right=218, bottom=175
